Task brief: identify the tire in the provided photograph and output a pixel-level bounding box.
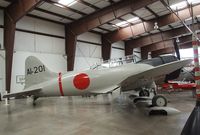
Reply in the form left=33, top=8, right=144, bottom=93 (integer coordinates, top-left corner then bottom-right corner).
left=152, top=95, right=167, bottom=107
left=139, top=90, right=150, bottom=97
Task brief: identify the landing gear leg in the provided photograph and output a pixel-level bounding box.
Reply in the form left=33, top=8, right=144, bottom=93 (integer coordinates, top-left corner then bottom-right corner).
left=32, top=96, right=38, bottom=106
left=152, top=88, right=157, bottom=96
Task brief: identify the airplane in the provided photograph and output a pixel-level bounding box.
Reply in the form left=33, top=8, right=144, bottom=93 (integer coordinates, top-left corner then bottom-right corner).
left=3, top=56, right=192, bottom=106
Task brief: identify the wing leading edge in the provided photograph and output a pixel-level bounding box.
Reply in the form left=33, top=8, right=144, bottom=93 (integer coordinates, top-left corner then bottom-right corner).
left=121, top=59, right=192, bottom=87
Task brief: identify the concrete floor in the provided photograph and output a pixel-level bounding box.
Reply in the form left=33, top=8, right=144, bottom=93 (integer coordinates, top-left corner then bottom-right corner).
left=0, top=91, right=196, bottom=135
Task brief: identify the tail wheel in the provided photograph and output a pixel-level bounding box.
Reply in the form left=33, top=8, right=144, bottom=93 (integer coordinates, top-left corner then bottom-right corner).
left=139, top=90, right=150, bottom=97
left=152, top=95, right=167, bottom=107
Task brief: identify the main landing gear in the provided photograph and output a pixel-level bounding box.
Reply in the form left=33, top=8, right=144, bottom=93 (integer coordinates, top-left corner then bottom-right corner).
left=129, top=86, right=179, bottom=115
left=132, top=87, right=167, bottom=107
left=32, top=96, right=38, bottom=106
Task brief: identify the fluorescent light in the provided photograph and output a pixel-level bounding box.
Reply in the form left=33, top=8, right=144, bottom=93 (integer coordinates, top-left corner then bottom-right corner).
left=114, top=21, right=129, bottom=27
left=187, top=0, right=200, bottom=4
left=58, top=0, right=77, bottom=6
left=170, top=1, right=187, bottom=10
left=68, top=1, right=77, bottom=6
left=54, top=3, right=64, bottom=8
left=127, top=17, right=140, bottom=23
left=113, top=17, right=140, bottom=27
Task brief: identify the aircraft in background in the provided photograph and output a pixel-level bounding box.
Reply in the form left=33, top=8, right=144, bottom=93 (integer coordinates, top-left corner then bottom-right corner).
left=3, top=56, right=192, bottom=106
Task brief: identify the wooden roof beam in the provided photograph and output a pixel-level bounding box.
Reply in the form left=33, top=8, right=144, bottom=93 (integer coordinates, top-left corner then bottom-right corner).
left=126, top=23, right=200, bottom=48
left=103, top=4, right=200, bottom=43
left=67, top=0, right=159, bottom=35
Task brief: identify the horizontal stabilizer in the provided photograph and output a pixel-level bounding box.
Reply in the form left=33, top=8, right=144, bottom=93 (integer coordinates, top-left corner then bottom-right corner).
left=3, top=88, right=41, bottom=98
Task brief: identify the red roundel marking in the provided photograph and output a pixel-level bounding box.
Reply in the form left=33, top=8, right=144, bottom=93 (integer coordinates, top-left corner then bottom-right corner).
left=73, top=73, right=90, bottom=90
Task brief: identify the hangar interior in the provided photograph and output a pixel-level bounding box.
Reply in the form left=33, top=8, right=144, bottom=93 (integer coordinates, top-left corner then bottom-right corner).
left=0, top=0, right=199, bottom=135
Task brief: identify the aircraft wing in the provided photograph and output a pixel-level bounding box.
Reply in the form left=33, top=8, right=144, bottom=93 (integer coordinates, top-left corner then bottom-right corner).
left=3, top=88, right=41, bottom=98
left=121, top=59, right=192, bottom=87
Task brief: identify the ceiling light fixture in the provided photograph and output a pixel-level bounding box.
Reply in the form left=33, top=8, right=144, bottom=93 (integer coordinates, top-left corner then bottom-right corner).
left=115, top=21, right=129, bottom=27
left=58, top=0, right=77, bottom=7
left=127, top=17, right=140, bottom=23
left=113, top=17, right=140, bottom=27
left=54, top=3, right=64, bottom=8
left=154, top=22, right=159, bottom=30
left=170, top=1, right=187, bottom=10
left=176, top=37, right=180, bottom=43
left=187, top=0, right=200, bottom=4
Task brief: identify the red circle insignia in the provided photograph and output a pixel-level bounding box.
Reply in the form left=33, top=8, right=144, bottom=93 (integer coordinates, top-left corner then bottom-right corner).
left=73, top=73, right=90, bottom=90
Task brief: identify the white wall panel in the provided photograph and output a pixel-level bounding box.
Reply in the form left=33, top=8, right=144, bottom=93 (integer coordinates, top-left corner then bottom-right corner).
left=75, top=32, right=102, bottom=71
left=111, top=41, right=125, bottom=59
left=16, top=16, right=35, bottom=31
left=35, top=35, right=65, bottom=54
left=112, top=41, right=125, bottom=49
left=75, top=43, right=102, bottom=71
left=111, top=49, right=124, bottom=59
left=35, top=19, right=64, bottom=36
left=0, top=29, right=3, bottom=49
left=35, top=35, right=54, bottom=53
left=11, top=51, right=67, bottom=92
left=17, top=16, right=65, bottom=37
left=88, top=44, right=101, bottom=58
left=14, top=31, right=35, bottom=52
left=76, top=42, right=90, bottom=57
left=52, top=38, right=66, bottom=54
left=78, top=32, right=101, bottom=44
left=74, top=57, right=101, bottom=71
left=0, top=11, right=5, bottom=97
left=14, top=32, right=65, bottom=54
left=76, top=42, right=101, bottom=58
left=75, top=33, right=126, bottom=70
left=0, top=51, right=5, bottom=97
left=133, top=48, right=141, bottom=62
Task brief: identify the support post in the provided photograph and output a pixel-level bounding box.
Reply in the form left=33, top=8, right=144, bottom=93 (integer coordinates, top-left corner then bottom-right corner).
left=141, top=48, right=148, bottom=60
left=173, top=39, right=180, bottom=60
left=125, top=42, right=133, bottom=56
left=102, top=36, right=112, bottom=61
left=4, top=0, right=43, bottom=92
left=65, top=26, right=77, bottom=71
left=4, top=12, right=16, bottom=93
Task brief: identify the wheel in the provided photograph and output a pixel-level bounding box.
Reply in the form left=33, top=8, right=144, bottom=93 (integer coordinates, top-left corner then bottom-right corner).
left=139, top=90, right=150, bottom=97
left=152, top=95, right=167, bottom=107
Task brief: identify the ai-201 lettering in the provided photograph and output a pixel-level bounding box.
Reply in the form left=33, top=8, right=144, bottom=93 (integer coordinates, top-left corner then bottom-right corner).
left=27, top=65, right=45, bottom=75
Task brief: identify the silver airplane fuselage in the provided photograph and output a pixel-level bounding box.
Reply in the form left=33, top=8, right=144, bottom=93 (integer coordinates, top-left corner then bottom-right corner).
left=33, top=63, right=154, bottom=97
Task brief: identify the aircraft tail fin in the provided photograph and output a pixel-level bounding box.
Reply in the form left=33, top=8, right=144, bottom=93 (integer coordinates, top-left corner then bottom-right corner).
left=25, top=56, right=57, bottom=88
